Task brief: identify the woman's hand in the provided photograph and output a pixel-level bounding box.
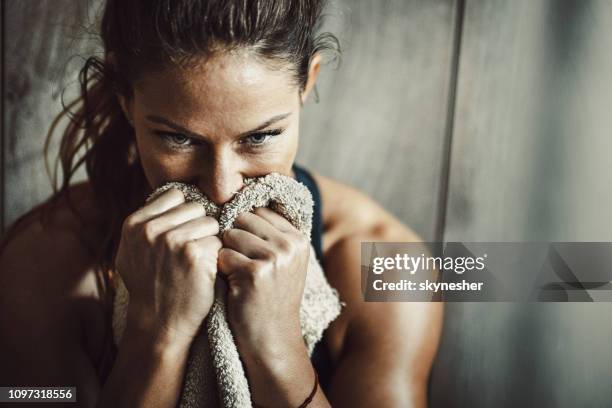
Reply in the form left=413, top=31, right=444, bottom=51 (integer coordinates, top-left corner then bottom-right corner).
left=115, top=188, right=222, bottom=347
left=218, top=207, right=311, bottom=364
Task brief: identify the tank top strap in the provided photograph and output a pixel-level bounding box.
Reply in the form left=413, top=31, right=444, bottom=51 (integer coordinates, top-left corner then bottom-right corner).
left=291, top=163, right=325, bottom=263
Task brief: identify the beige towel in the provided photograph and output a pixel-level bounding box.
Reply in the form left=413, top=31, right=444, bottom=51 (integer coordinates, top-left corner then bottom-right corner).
left=112, top=173, right=343, bottom=407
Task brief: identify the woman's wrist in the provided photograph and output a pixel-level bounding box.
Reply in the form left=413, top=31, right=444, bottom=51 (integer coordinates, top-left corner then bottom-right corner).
left=241, top=339, right=316, bottom=407
left=124, top=306, right=194, bottom=355
left=103, top=310, right=193, bottom=408
left=252, top=365, right=319, bottom=408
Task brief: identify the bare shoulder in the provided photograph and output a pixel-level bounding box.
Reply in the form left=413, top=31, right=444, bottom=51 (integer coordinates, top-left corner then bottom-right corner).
left=0, top=181, right=102, bottom=295
left=0, top=181, right=106, bottom=390
left=311, top=171, right=421, bottom=253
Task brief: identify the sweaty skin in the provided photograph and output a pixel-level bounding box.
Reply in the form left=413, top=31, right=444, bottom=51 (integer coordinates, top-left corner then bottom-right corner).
left=0, top=48, right=443, bottom=407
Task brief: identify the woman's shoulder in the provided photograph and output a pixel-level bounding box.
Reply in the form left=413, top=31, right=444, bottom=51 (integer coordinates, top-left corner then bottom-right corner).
left=0, top=180, right=99, bottom=261
left=0, top=181, right=107, bottom=365
left=0, top=180, right=105, bottom=296
left=310, top=171, right=421, bottom=253
left=0, top=180, right=104, bottom=298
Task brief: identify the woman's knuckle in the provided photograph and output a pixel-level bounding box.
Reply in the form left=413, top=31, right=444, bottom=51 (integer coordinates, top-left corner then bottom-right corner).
left=245, top=260, right=261, bottom=276
left=142, top=221, right=161, bottom=243
left=183, top=241, right=200, bottom=261
left=260, top=247, right=276, bottom=262
left=163, top=229, right=181, bottom=248
left=122, top=214, right=139, bottom=235
left=276, top=236, right=293, bottom=253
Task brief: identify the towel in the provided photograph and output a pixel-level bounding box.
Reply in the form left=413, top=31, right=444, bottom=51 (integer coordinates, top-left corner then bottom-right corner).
left=112, top=172, right=343, bottom=407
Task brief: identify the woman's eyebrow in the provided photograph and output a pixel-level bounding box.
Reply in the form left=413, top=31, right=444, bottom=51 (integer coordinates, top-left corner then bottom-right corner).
left=145, top=112, right=292, bottom=140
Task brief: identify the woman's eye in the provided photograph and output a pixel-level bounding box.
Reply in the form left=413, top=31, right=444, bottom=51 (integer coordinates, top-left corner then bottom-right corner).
left=243, top=130, right=283, bottom=147
left=248, top=134, right=271, bottom=145
left=155, top=131, right=194, bottom=148
left=167, top=134, right=191, bottom=145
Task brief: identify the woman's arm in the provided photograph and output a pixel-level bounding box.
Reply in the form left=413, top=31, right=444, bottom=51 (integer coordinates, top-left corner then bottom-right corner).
left=324, top=233, right=443, bottom=407
left=315, top=174, right=443, bottom=407
left=0, top=217, right=195, bottom=408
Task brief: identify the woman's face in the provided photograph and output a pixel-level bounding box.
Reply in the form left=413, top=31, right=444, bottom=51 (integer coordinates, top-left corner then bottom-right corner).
left=119, top=50, right=319, bottom=206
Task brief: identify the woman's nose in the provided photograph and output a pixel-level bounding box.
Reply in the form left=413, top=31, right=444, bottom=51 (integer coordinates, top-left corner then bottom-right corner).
left=197, top=159, right=244, bottom=206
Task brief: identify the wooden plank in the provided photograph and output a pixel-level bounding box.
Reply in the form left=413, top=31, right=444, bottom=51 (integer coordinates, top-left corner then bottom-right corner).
left=431, top=1, right=612, bottom=406
left=297, top=0, right=458, bottom=241
left=3, top=0, right=100, bottom=230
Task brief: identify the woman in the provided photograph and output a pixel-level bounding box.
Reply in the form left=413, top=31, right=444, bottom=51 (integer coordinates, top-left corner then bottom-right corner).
left=0, top=0, right=443, bottom=406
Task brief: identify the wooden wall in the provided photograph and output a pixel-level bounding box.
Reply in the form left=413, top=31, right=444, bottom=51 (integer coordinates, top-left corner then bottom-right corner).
left=431, top=1, right=612, bottom=407
left=298, top=0, right=457, bottom=240
left=3, top=0, right=99, bottom=228
left=3, top=0, right=612, bottom=406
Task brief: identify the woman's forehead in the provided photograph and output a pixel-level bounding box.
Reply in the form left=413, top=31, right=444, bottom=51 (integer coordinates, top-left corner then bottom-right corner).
left=133, top=51, right=298, bottom=122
